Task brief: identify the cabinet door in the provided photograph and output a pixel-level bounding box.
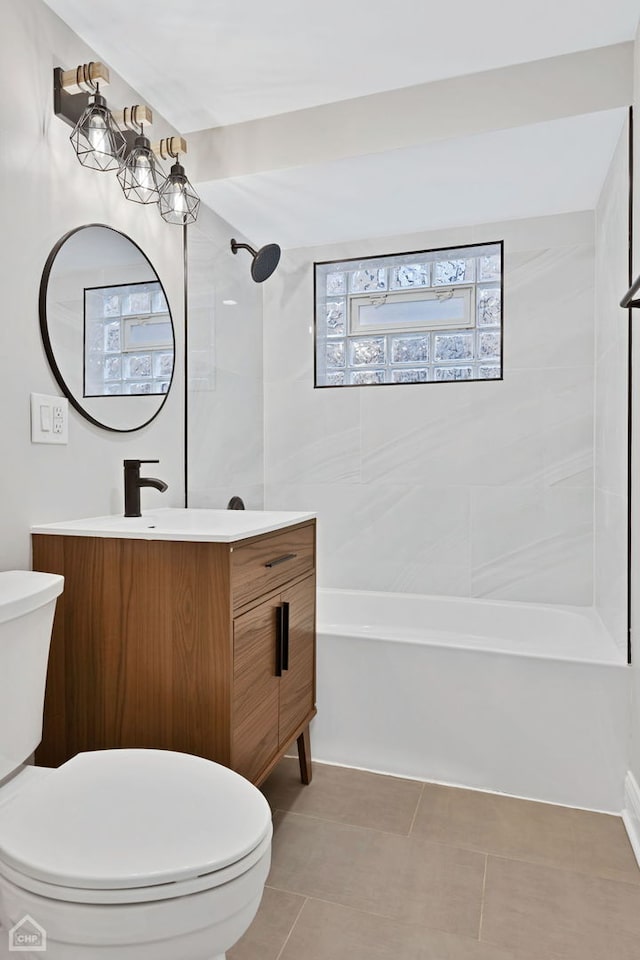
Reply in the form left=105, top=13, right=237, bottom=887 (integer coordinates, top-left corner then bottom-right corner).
left=279, top=575, right=316, bottom=748
left=232, top=598, right=281, bottom=782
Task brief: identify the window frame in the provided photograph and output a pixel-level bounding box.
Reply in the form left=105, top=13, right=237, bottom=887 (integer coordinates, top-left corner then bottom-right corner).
left=349, top=284, right=475, bottom=337
left=314, top=239, right=504, bottom=389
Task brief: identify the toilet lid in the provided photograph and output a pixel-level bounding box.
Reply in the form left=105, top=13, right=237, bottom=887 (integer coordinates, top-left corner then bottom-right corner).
left=0, top=750, right=272, bottom=891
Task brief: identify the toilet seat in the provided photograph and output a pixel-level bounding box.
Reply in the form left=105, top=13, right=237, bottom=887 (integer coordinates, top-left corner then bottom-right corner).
left=0, top=749, right=272, bottom=905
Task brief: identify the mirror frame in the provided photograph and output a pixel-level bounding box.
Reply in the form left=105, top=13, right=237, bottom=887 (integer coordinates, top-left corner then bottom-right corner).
left=39, top=223, right=175, bottom=433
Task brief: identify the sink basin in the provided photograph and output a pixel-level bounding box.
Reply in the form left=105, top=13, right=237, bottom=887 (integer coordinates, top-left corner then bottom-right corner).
left=31, top=508, right=315, bottom=543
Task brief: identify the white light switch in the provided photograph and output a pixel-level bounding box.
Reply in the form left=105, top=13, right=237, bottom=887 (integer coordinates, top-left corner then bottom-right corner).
left=31, top=394, right=68, bottom=444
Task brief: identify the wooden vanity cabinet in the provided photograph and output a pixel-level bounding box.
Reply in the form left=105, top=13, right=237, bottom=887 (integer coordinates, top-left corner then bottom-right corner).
left=33, top=520, right=316, bottom=786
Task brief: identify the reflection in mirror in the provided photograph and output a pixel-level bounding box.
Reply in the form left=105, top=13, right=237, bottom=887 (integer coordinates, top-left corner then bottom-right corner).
left=41, top=225, right=174, bottom=432
left=84, top=282, right=172, bottom=397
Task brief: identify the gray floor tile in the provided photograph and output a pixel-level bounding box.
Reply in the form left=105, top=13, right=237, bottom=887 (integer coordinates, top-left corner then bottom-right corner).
left=262, top=758, right=423, bottom=835
left=280, top=898, right=547, bottom=960
left=481, top=856, right=640, bottom=960
left=268, top=811, right=485, bottom=938
left=411, top=782, right=640, bottom=883
left=228, top=886, right=306, bottom=960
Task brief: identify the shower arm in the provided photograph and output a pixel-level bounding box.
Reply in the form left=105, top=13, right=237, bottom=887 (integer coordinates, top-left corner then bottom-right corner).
left=230, top=241, right=257, bottom=257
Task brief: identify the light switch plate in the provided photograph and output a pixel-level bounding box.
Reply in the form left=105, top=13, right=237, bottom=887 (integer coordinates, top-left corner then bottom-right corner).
left=31, top=394, right=69, bottom=444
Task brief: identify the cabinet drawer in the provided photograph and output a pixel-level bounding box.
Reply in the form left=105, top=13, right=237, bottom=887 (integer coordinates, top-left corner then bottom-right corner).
left=232, top=523, right=314, bottom=611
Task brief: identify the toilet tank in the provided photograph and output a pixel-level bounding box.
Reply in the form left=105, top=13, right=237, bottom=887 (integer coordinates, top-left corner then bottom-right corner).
left=0, top=572, right=64, bottom=780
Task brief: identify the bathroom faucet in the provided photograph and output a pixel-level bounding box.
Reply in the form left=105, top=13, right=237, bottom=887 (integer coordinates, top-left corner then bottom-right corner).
left=123, top=460, right=168, bottom=517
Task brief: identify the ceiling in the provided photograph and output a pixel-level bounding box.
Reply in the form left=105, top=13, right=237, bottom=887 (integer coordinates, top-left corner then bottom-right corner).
left=197, top=110, right=628, bottom=249
left=43, top=0, right=640, bottom=131
left=43, top=1, right=637, bottom=248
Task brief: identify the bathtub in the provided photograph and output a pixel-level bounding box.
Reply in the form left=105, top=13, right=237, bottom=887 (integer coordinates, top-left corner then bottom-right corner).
left=312, top=589, right=631, bottom=812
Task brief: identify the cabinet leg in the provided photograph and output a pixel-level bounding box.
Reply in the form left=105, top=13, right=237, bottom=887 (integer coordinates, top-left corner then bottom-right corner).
left=297, top=725, right=312, bottom=785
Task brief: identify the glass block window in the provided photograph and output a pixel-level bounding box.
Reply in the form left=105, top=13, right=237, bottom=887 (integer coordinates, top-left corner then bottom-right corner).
left=315, top=241, right=503, bottom=387
left=84, top=281, right=173, bottom=398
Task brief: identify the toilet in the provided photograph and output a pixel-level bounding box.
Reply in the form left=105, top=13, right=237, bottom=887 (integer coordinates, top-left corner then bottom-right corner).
left=0, top=571, right=272, bottom=960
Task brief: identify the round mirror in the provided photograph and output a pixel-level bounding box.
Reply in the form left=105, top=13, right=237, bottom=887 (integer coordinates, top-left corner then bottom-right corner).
left=40, top=224, right=175, bottom=432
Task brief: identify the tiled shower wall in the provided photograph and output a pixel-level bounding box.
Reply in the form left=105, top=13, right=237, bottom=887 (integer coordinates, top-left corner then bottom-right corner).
left=595, top=121, right=630, bottom=652
left=263, top=211, right=596, bottom=604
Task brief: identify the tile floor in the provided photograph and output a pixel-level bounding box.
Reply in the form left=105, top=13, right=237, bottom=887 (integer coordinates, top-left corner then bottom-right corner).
left=229, top=758, right=640, bottom=960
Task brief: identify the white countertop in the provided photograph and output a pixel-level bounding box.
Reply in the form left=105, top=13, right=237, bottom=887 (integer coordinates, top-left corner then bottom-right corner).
left=31, top=508, right=316, bottom=543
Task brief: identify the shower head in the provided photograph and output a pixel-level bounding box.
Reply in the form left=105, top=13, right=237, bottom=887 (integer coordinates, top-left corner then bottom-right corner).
left=230, top=238, right=281, bottom=283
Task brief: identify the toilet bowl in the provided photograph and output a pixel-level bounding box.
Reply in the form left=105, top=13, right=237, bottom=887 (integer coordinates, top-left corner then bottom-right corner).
left=0, top=572, right=272, bottom=960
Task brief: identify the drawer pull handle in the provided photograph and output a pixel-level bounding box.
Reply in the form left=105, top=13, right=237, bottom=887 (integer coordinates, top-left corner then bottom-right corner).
left=275, top=605, right=284, bottom=677
left=265, top=553, right=297, bottom=568
left=282, top=602, right=290, bottom=671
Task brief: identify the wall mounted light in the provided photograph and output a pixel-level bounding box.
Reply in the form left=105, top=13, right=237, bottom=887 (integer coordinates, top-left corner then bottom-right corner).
left=157, top=137, right=201, bottom=225
left=54, top=63, right=200, bottom=225
left=117, top=128, right=165, bottom=205
left=230, top=239, right=281, bottom=282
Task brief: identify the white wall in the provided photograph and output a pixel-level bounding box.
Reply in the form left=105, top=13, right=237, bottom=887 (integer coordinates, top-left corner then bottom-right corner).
left=264, top=211, right=596, bottom=606
left=594, top=121, right=630, bottom=654
left=0, top=0, right=186, bottom=570
left=186, top=205, right=264, bottom=509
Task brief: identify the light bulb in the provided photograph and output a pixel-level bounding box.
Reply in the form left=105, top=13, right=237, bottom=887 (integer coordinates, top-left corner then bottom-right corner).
left=165, top=181, right=189, bottom=215
left=133, top=155, right=156, bottom=203
left=86, top=112, right=109, bottom=155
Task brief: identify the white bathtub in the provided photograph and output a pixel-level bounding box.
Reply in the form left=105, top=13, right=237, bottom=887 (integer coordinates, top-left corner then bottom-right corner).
left=312, top=589, right=631, bottom=812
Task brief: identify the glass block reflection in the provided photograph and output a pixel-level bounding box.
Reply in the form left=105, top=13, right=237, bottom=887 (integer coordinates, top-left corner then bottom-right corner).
left=434, top=366, right=473, bottom=381
left=104, top=321, right=121, bottom=354
left=123, top=354, right=152, bottom=380
left=104, top=383, right=122, bottom=395
left=350, top=370, right=385, bottom=385
left=350, top=268, right=387, bottom=293
left=86, top=323, right=103, bottom=354
left=349, top=337, right=386, bottom=366
left=325, top=300, right=346, bottom=336
left=154, top=353, right=174, bottom=379
left=479, top=365, right=501, bottom=379
left=478, top=288, right=501, bottom=326
left=479, top=331, right=501, bottom=360
left=434, top=259, right=473, bottom=285
left=326, top=371, right=345, bottom=386
left=392, top=369, right=430, bottom=383
left=326, top=341, right=346, bottom=368
left=478, top=254, right=501, bottom=281
left=391, top=263, right=430, bottom=289
left=123, top=291, right=151, bottom=316
left=391, top=336, right=429, bottom=364
left=104, top=356, right=121, bottom=381
left=151, top=289, right=168, bottom=313
left=326, top=272, right=346, bottom=296
left=103, top=294, right=120, bottom=318
left=127, top=382, right=153, bottom=394
left=434, top=333, right=473, bottom=361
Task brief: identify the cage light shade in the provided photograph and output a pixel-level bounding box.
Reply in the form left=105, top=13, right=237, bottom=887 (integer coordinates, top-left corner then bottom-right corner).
left=70, top=93, right=126, bottom=172
left=117, top=135, right=165, bottom=204
left=158, top=162, right=200, bottom=225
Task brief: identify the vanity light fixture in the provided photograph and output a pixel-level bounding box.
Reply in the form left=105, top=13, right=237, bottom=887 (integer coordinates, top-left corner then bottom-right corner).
left=157, top=138, right=200, bottom=225
left=53, top=63, right=201, bottom=224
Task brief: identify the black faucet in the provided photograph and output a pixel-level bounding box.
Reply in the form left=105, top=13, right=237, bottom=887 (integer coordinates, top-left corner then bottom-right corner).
left=123, top=460, right=168, bottom=517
